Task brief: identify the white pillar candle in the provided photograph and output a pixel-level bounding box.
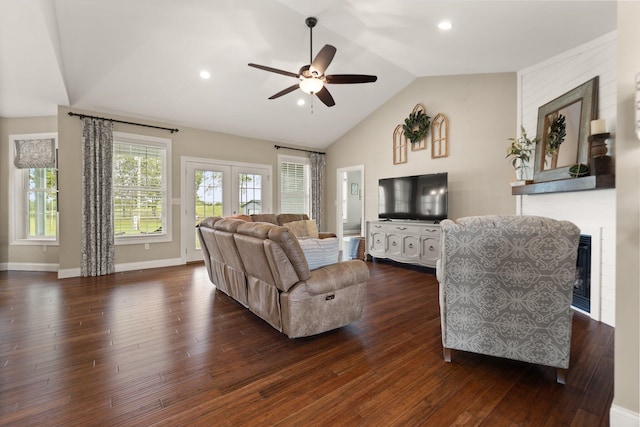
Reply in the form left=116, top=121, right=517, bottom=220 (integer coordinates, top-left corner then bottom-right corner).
left=590, top=119, right=606, bottom=135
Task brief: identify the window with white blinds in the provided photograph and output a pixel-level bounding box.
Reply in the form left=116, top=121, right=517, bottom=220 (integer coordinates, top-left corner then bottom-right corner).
left=112, top=132, right=172, bottom=244
left=279, top=155, right=310, bottom=215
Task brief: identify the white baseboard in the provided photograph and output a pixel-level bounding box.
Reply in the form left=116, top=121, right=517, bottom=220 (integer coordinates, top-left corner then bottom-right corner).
left=114, top=258, right=183, bottom=274
left=611, top=404, right=640, bottom=427
left=0, top=262, right=7, bottom=271
left=57, top=268, right=81, bottom=279
left=58, top=258, right=184, bottom=279
left=6, top=262, right=59, bottom=272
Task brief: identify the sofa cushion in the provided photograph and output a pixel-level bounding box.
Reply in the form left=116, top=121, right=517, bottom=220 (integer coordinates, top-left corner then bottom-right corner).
left=225, top=214, right=252, bottom=222
left=284, top=219, right=320, bottom=239
left=268, top=226, right=311, bottom=281
left=298, top=237, right=339, bottom=270
left=276, top=213, right=308, bottom=225
left=250, top=213, right=278, bottom=224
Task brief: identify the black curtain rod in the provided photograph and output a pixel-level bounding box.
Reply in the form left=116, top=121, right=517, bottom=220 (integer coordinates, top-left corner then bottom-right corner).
left=67, top=112, right=179, bottom=134
left=274, top=144, right=325, bottom=155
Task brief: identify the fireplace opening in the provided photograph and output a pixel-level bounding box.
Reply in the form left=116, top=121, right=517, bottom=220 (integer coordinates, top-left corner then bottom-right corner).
left=573, top=234, right=591, bottom=312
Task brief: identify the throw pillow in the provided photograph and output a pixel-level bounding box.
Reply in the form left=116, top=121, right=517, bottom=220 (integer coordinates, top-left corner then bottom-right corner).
left=304, top=219, right=320, bottom=239
left=297, top=237, right=339, bottom=270
left=284, top=219, right=320, bottom=239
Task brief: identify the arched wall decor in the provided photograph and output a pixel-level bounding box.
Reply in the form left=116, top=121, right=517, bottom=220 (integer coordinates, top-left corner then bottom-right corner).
left=393, top=124, right=407, bottom=164
left=431, top=113, right=449, bottom=158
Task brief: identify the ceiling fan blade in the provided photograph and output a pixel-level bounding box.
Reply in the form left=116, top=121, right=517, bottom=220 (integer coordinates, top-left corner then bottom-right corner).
left=316, top=86, right=335, bottom=107
left=325, top=74, right=378, bottom=84
left=248, top=63, right=299, bottom=79
left=268, top=84, right=300, bottom=100
left=310, top=45, right=337, bottom=75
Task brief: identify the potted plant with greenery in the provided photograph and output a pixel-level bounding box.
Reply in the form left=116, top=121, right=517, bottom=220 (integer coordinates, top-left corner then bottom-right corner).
left=506, top=126, right=538, bottom=184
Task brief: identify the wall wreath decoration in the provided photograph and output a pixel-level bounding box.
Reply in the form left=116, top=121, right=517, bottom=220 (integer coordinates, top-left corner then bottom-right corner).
left=403, top=106, right=431, bottom=146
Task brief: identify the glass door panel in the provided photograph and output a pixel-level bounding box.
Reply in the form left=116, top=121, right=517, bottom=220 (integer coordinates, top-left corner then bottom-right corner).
left=194, top=169, right=224, bottom=250
left=184, top=161, right=230, bottom=262
left=232, top=166, right=271, bottom=216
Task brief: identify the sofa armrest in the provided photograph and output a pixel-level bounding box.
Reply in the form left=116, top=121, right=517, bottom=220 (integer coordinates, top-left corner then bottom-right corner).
left=293, top=259, right=369, bottom=296
left=318, top=232, right=337, bottom=239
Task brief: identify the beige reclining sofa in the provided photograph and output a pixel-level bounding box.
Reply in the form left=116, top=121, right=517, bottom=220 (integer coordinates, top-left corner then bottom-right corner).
left=197, top=217, right=369, bottom=338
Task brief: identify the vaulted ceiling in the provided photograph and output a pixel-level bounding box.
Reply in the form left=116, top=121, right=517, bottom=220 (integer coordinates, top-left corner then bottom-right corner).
left=0, top=0, right=616, bottom=149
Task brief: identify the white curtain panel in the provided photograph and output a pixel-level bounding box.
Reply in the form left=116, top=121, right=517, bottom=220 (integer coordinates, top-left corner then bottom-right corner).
left=81, top=118, right=115, bottom=277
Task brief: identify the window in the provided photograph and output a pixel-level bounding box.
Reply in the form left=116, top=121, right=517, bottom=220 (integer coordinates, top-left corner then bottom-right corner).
left=9, top=133, right=58, bottom=245
left=278, top=155, right=310, bottom=215
left=113, top=132, right=171, bottom=244
left=239, top=172, right=262, bottom=215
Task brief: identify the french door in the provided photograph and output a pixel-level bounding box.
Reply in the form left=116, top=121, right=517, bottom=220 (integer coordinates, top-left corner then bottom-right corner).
left=182, top=157, right=271, bottom=262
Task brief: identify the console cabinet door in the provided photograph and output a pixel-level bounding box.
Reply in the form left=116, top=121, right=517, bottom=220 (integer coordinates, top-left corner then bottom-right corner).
left=369, top=230, right=386, bottom=256
left=420, top=236, right=440, bottom=266
left=402, top=235, right=420, bottom=260
left=387, top=233, right=402, bottom=256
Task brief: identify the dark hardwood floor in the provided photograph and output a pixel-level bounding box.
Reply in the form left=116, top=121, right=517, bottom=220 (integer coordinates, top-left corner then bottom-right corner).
left=0, top=261, right=613, bottom=426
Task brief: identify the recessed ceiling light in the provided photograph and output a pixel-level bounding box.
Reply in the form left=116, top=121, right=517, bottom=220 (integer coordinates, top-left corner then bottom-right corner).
left=438, top=21, right=453, bottom=31
left=200, top=70, right=211, bottom=79
left=297, top=98, right=306, bottom=106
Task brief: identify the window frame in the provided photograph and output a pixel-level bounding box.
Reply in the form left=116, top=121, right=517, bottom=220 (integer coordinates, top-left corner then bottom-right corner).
left=278, top=154, right=310, bottom=215
left=8, top=132, right=59, bottom=246
left=112, top=131, right=172, bottom=245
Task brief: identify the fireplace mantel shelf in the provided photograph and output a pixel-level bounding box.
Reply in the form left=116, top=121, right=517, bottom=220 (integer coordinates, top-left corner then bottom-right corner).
left=511, top=175, right=615, bottom=195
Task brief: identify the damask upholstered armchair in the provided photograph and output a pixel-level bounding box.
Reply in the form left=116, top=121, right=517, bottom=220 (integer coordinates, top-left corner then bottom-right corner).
left=436, top=215, right=580, bottom=383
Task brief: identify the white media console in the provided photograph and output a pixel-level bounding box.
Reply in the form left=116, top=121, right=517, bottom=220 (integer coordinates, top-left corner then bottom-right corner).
left=366, top=220, right=441, bottom=268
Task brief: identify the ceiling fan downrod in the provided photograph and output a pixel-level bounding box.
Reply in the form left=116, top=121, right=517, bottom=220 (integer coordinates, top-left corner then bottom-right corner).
left=306, top=17, right=317, bottom=64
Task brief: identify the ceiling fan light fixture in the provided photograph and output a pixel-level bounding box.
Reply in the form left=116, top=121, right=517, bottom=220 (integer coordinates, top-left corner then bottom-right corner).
left=299, top=77, right=324, bottom=94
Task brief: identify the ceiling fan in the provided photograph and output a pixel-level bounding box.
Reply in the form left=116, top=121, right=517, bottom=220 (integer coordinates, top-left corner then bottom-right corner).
left=248, top=17, right=377, bottom=107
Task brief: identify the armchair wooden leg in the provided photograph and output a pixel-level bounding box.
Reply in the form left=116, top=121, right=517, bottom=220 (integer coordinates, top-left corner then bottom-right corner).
left=556, top=368, right=567, bottom=384
left=443, top=348, right=452, bottom=362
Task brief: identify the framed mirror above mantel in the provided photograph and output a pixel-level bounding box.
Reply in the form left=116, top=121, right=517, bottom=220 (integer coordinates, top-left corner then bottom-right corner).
left=533, top=76, right=598, bottom=182
left=512, top=76, right=615, bottom=196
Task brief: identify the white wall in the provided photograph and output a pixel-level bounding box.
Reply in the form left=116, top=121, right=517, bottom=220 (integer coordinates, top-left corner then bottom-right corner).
left=517, top=32, right=617, bottom=326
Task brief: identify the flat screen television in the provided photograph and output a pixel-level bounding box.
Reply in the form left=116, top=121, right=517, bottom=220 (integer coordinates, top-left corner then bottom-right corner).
left=378, top=172, right=448, bottom=222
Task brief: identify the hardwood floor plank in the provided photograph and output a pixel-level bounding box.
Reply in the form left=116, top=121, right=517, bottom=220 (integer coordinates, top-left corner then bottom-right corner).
left=0, top=263, right=614, bottom=426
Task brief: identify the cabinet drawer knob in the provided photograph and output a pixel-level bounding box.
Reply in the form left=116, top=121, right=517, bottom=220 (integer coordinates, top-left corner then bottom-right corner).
left=397, top=227, right=407, bottom=230
left=408, top=243, right=414, bottom=248
left=391, top=241, right=397, bottom=246
left=429, top=245, right=434, bottom=251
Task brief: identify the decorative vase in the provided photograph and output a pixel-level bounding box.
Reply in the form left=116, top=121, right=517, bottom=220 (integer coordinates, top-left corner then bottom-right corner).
left=515, top=162, right=530, bottom=181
